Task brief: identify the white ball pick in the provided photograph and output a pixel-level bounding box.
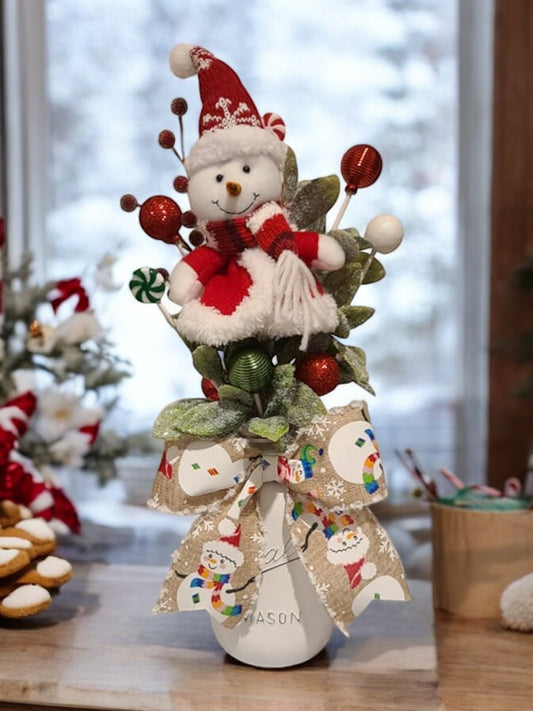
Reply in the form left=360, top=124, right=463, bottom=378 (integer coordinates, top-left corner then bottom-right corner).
left=360, top=214, right=403, bottom=283
left=364, top=214, right=404, bottom=254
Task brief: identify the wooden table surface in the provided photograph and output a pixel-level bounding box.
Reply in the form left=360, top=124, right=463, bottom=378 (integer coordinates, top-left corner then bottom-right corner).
left=0, top=563, right=530, bottom=711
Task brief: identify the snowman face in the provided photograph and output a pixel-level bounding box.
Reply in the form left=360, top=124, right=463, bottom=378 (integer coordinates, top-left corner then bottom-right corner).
left=188, top=154, right=282, bottom=222
left=201, top=545, right=238, bottom=574
left=326, top=526, right=370, bottom=566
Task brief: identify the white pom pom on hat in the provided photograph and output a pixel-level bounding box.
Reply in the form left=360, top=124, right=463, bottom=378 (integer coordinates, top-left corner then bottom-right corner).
left=168, top=43, right=287, bottom=176
left=218, top=517, right=237, bottom=536
left=169, top=43, right=200, bottom=78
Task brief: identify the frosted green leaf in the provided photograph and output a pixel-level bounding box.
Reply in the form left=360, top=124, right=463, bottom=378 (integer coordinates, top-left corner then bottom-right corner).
left=217, top=384, right=254, bottom=407
left=152, top=398, right=206, bottom=439
left=274, top=336, right=301, bottom=365
left=192, top=345, right=224, bottom=384
left=263, top=364, right=296, bottom=417
left=282, top=146, right=299, bottom=205
left=304, top=215, right=327, bottom=233
left=357, top=235, right=374, bottom=250
left=357, top=253, right=386, bottom=284
left=323, top=260, right=363, bottom=307
left=289, top=175, right=340, bottom=230
left=334, top=309, right=350, bottom=338
left=336, top=344, right=375, bottom=395
left=152, top=398, right=248, bottom=439
left=328, top=228, right=361, bottom=262
left=287, top=381, right=327, bottom=427
left=340, top=305, right=375, bottom=329
left=247, top=416, right=290, bottom=442
left=308, top=332, right=336, bottom=354
left=176, top=400, right=249, bottom=437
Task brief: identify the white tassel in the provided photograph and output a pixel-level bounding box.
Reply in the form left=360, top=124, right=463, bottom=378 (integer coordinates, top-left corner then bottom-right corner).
left=273, top=251, right=324, bottom=350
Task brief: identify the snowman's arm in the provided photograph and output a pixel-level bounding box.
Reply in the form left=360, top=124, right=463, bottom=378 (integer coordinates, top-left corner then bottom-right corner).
left=301, top=522, right=319, bottom=552
left=168, top=246, right=228, bottom=305
left=246, top=202, right=344, bottom=270
left=294, top=232, right=345, bottom=272
left=226, top=575, right=256, bottom=594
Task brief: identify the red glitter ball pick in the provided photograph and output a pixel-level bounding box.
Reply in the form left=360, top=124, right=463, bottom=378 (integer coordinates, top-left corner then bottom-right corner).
left=295, top=353, right=340, bottom=396
left=139, top=195, right=182, bottom=244
left=340, top=144, right=383, bottom=195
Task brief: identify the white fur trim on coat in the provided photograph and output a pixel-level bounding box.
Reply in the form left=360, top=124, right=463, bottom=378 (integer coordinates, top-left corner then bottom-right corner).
left=176, top=249, right=275, bottom=346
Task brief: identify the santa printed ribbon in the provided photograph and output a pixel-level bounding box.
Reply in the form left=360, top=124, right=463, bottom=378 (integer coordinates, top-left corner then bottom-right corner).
left=148, top=401, right=411, bottom=635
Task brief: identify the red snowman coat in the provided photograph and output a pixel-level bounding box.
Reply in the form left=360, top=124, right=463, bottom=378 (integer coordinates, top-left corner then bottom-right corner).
left=169, top=201, right=339, bottom=347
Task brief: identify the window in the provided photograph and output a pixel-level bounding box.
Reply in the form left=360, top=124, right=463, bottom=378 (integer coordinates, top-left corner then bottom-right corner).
left=2, top=0, right=493, bottom=495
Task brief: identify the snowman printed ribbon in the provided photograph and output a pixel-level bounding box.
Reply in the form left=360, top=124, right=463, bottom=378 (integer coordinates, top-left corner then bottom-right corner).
left=149, top=401, right=411, bottom=635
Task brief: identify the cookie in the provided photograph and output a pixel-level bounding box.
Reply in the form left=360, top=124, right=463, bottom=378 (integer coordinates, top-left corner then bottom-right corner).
left=0, top=503, right=73, bottom=619
left=0, top=548, right=31, bottom=578
left=0, top=518, right=57, bottom=558
left=16, top=555, right=73, bottom=589
left=0, top=500, right=27, bottom=528
left=0, top=584, right=52, bottom=618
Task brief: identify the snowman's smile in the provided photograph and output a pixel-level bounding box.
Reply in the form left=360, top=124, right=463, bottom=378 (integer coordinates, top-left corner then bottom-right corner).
left=328, top=538, right=363, bottom=555
left=212, top=192, right=260, bottom=216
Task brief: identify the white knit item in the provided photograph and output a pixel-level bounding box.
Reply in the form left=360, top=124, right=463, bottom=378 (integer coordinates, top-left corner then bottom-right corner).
left=273, top=251, right=324, bottom=351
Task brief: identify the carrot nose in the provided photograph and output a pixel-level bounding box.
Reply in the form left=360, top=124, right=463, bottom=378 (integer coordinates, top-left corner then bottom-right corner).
left=226, top=181, right=242, bottom=197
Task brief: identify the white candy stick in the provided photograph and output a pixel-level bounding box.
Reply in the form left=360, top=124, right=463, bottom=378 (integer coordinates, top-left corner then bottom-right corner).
left=360, top=247, right=377, bottom=282
left=330, top=193, right=352, bottom=232
left=157, top=303, right=180, bottom=333
left=253, top=393, right=264, bottom=417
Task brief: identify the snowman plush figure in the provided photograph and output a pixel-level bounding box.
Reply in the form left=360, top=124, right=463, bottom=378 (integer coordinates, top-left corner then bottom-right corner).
left=167, top=44, right=345, bottom=349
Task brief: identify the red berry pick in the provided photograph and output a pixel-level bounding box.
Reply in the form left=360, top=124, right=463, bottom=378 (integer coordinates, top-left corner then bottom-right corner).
left=158, top=130, right=176, bottom=149
left=341, top=144, right=383, bottom=195
left=201, top=378, right=219, bottom=401
left=295, top=353, right=340, bottom=396
left=173, top=175, right=189, bottom=193
left=120, top=194, right=138, bottom=212
left=171, top=97, right=188, bottom=116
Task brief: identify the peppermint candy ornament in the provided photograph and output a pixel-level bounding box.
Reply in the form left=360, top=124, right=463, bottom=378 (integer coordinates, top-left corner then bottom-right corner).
left=129, top=267, right=167, bottom=304
left=262, top=112, right=286, bottom=141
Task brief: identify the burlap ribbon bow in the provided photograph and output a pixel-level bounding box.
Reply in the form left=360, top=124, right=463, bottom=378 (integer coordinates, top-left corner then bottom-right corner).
left=149, top=401, right=411, bottom=635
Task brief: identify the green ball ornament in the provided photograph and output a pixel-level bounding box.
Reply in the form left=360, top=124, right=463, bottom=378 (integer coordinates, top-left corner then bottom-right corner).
left=228, top=349, right=274, bottom=392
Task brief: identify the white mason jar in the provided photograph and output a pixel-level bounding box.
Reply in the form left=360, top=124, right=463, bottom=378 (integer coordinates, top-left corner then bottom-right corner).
left=211, top=453, right=335, bottom=668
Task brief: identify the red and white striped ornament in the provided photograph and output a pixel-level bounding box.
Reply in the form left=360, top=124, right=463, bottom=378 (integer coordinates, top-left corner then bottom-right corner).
left=262, top=112, right=286, bottom=141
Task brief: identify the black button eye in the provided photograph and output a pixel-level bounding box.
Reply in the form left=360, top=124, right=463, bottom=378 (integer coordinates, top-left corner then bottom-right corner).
left=216, top=174, right=224, bottom=182
left=242, top=165, right=251, bottom=173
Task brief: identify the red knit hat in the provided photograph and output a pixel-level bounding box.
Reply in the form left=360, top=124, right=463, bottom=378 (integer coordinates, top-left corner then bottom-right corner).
left=169, top=44, right=287, bottom=176
left=210, top=522, right=244, bottom=567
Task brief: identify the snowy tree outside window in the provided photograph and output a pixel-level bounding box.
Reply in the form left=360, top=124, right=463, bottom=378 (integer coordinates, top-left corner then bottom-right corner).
left=44, top=0, right=457, bottom=496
